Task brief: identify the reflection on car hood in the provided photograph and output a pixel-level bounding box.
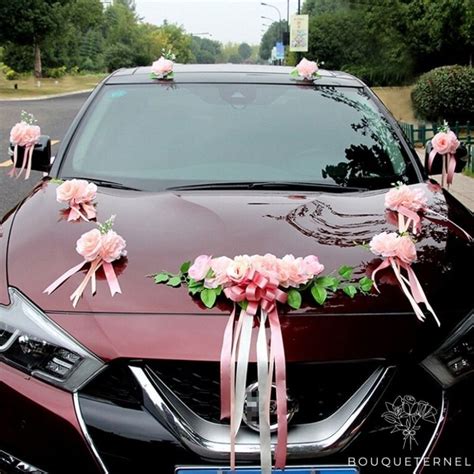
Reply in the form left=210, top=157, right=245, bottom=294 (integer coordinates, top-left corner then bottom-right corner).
left=5, top=180, right=473, bottom=360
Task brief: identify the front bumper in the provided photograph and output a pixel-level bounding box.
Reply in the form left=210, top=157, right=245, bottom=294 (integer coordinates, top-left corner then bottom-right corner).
left=1, top=360, right=472, bottom=474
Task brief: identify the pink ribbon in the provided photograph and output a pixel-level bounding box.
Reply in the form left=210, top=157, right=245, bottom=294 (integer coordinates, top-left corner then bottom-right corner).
left=372, top=257, right=440, bottom=326
left=220, top=270, right=288, bottom=470
left=44, top=257, right=121, bottom=307
left=8, top=144, right=34, bottom=180
left=397, top=205, right=421, bottom=234
left=429, top=149, right=456, bottom=188
left=67, top=202, right=96, bottom=222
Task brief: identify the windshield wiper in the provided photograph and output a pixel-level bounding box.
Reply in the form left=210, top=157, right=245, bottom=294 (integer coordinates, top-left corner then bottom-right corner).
left=167, top=181, right=367, bottom=192
left=60, top=177, right=141, bottom=191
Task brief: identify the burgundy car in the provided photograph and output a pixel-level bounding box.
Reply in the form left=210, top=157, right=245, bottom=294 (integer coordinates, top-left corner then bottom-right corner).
left=0, top=65, right=473, bottom=474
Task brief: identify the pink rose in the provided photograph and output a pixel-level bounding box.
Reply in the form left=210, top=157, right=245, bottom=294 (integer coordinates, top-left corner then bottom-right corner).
left=384, top=185, right=427, bottom=212
left=76, top=229, right=102, bottom=262
left=205, top=256, right=232, bottom=288
left=188, top=255, right=212, bottom=281
left=21, top=124, right=41, bottom=146
left=100, top=231, right=127, bottom=263
left=252, top=253, right=279, bottom=280
left=396, top=235, right=416, bottom=264
left=57, top=179, right=97, bottom=205
left=447, top=130, right=459, bottom=154
left=369, top=232, right=401, bottom=258
left=151, top=57, right=174, bottom=76
left=431, top=132, right=451, bottom=155
left=281, top=254, right=308, bottom=288
left=227, top=255, right=251, bottom=284
left=296, top=58, right=318, bottom=79
left=302, top=255, right=325, bottom=278
left=10, top=122, right=40, bottom=147
left=10, top=122, right=27, bottom=145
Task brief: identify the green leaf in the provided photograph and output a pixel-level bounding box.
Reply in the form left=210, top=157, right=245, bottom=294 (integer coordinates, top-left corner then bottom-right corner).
left=287, top=289, right=302, bottom=310
left=180, top=261, right=191, bottom=274
left=49, top=178, right=64, bottom=185
left=343, top=285, right=357, bottom=298
left=311, top=284, right=327, bottom=305
left=338, top=265, right=354, bottom=280
left=316, top=276, right=339, bottom=291
left=359, top=276, right=373, bottom=293
left=239, top=300, right=249, bottom=310
left=153, top=273, right=169, bottom=284
left=167, top=276, right=182, bottom=287
left=187, top=278, right=204, bottom=295
left=200, top=288, right=217, bottom=308
left=290, top=69, right=299, bottom=77
left=214, top=286, right=223, bottom=296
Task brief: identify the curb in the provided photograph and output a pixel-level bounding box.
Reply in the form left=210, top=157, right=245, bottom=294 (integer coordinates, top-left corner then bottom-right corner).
left=0, top=89, right=93, bottom=102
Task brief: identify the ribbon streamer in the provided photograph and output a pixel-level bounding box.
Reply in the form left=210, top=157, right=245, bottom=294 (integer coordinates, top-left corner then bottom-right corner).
left=221, top=270, right=288, bottom=470
left=8, top=144, right=35, bottom=180
left=372, top=257, right=440, bottom=327
left=428, top=149, right=456, bottom=188
left=44, top=257, right=121, bottom=307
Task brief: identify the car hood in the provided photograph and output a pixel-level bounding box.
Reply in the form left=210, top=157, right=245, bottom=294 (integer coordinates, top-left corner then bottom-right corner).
left=5, top=180, right=473, bottom=361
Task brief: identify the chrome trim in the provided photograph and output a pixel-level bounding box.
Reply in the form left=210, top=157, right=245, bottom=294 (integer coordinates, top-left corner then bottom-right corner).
left=413, top=391, right=448, bottom=474
left=0, top=449, right=46, bottom=473
left=130, top=364, right=394, bottom=461
left=175, top=465, right=359, bottom=473
left=73, top=392, right=109, bottom=474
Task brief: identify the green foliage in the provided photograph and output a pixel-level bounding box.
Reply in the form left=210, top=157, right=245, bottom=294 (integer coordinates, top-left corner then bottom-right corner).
left=5, top=67, right=20, bottom=80
left=411, top=65, right=474, bottom=122
left=287, top=289, right=302, bottom=310
left=259, top=21, right=286, bottom=61
left=44, top=66, right=67, bottom=78
left=238, top=43, right=252, bottom=61
left=190, top=36, right=222, bottom=64
left=104, top=43, right=136, bottom=71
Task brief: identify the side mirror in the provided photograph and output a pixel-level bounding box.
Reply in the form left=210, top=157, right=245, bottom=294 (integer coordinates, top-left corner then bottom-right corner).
left=8, top=135, right=52, bottom=174
left=424, top=140, right=468, bottom=175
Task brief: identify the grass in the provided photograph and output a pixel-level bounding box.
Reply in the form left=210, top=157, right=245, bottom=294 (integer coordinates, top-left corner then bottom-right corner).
left=0, top=73, right=106, bottom=99
left=372, top=86, right=416, bottom=123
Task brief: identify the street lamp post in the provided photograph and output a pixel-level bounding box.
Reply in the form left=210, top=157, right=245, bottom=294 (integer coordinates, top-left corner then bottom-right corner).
left=261, top=2, right=284, bottom=64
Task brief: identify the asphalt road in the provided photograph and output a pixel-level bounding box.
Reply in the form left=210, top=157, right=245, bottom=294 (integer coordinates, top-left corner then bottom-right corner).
left=0, top=92, right=90, bottom=217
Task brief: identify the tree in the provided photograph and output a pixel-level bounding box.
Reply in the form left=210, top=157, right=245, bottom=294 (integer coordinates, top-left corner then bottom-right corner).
left=259, top=21, right=286, bottom=60
left=0, top=0, right=71, bottom=77
left=238, top=42, right=252, bottom=61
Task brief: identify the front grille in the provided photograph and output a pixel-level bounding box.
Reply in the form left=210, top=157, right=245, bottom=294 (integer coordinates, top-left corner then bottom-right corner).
left=146, top=360, right=378, bottom=425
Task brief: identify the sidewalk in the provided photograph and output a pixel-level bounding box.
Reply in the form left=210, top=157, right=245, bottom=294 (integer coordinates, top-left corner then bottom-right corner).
left=415, top=148, right=473, bottom=211
left=432, top=173, right=474, bottom=211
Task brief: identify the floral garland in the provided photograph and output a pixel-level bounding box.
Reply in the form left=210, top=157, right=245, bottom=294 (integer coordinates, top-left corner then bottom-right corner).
left=8, top=111, right=41, bottom=180
left=428, top=121, right=460, bottom=188
left=153, top=255, right=372, bottom=471
left=150, top=49, right=175, bottom=80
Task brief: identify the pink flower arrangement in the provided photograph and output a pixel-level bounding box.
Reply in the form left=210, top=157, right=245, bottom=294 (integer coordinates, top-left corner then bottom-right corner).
left=45, top=216, right=126, bottom=307
left=8, top=111, right=41, bottom=180
left=370, top=232, right=416, bottom=264
left=384, top=184, right=427, bottom=213
left=188, top=253, right=325, bottom=290
left=429, top=123, right=460, bottom=188
left=56, top=179, right=97, bottom=221
left=291, top=58, right=319, bottom=80
left=150, top=51, right=175, bottom=80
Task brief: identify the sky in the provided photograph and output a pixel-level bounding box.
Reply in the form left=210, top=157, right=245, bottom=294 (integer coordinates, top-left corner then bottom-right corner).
left=135, top=0, right=299, bottom=45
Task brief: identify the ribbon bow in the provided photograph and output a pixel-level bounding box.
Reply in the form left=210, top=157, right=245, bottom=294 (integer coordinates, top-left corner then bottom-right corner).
left=221, top=270, right=288, bottom=473
left=428, top=149, right=456, bottom=189
left=9, top=143, right=35, bottom=180
left=372, top=257, right=440, bottom=327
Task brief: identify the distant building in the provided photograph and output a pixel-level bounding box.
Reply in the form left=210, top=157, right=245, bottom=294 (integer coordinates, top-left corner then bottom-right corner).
left=100, top=0, right=113, bottom=7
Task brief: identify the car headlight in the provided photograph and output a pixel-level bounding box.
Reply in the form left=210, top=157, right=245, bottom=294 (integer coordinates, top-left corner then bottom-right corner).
left=421, top=311, right=473, bottom=388
left=0, top=288, right=104, bottom=391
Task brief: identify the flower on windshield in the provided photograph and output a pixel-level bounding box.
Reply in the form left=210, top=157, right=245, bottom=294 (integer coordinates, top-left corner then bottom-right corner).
left=290, top=57, right=320, bottom=80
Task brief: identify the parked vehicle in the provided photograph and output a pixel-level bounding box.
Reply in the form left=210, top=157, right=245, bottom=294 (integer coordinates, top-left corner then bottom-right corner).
left=1, top=65, right=472, bottom=474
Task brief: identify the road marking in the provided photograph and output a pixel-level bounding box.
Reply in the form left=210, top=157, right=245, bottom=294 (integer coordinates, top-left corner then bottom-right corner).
left=0, top=160, right=12, bottom=167
left=51, top=139, right=60, bottom=145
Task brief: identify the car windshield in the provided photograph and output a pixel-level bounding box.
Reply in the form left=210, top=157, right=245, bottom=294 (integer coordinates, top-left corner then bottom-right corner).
left=59, top=83, right=418, bottom=191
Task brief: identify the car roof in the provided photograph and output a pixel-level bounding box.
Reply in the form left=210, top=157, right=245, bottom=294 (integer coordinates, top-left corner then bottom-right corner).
left=105, top=64, right=364, bottom=87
